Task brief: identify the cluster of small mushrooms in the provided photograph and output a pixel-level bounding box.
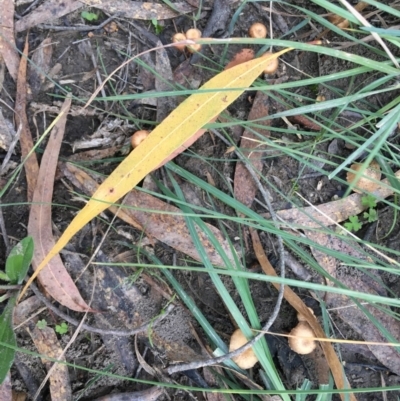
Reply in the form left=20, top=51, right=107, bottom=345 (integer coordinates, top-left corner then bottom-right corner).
left=171, top=22, right=278, bottom=74
left=172, top=28, right=202, bottom=53
left=229, top=308, right=316, bottom=369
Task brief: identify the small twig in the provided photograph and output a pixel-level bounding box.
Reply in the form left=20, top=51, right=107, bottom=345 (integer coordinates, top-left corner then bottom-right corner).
left=21, top=0, right=42, bottom=16
left=0, top=203, right=11, bottom=255
left=0, top=284, right=21, bottom=290
left=37, top=14, right=120, bottom=32
left=29, top=282, right=174, bottom=336
left=167, top=128, right=286, bottom=375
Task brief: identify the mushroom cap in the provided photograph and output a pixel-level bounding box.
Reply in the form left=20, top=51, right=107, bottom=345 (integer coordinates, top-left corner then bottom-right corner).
left=229, top=329, right=258, bottom=369
left=249, top=22, right=268, bottom=38
left=131, top=130, right=149, bottom=148
left=172, top=33, right=187, bottom=52
left=288, top=322, right=316, bottom=355
left=297, top=307, right=314, bottom=322
left=186, top=28, right=202, bottom=39
left=346, top=160, right=381, bottom=193
left=262, top=52, right=279, bottom=75
left=187, top=43, right=202, bottom=53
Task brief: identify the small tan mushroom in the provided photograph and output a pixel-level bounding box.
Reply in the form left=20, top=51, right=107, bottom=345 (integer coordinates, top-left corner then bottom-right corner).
left=186, top=28, right=202, bottom=53
left=187, top=43, right=202, bottom=53
left=262, top=52, right=279, bottom=75
left=346, top=160, right=381, bottom=193
left=229, top=329, right=258, bottom=369
left=249, top=22, right=268, bottom=39
left=172, top=33, right=187, bottom=52
left=288, top=322, right=316, bottom=355
left=130, top=130, right=149, bottom=148
left=185, top=28, right=202, bottom=40
left=297, top=307, right=314, bottom=322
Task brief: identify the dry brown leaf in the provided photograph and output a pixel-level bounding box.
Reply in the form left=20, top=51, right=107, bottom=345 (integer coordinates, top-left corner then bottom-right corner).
left=29, top=38, right=53, bottom=97
left=234, top=91, right=270, bottom=208
left=225, top=48, right=255, bottom=70
left=61, top=163, right=236, bottom=267
left=0, top=0, right=20, bottom=81
left=15, top=0, right=82, bottom=32
left=250, top=228, right=355, bottom=401
left=27, top=326, right=72, bottom=401
left=86, top=0, right=195, bottom=19
left=28, top=95, right=92, bottom=312
left=15, top=36, right=39, bottom=202
left=123, top=187, right=236, bottom=266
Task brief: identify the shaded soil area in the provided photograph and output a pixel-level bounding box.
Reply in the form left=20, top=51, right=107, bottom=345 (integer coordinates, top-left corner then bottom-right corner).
left=1, top=1, right=400, bottom=400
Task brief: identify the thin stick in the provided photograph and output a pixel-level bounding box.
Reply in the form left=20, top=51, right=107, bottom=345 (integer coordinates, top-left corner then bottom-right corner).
left=37, top=14, right=120, bottom=32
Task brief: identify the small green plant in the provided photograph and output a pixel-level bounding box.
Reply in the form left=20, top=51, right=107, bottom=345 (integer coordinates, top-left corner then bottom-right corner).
left=55, top=322, right=69, bottom=335
left=151, top=18, right=163, bottom=34
left=0, top=237, right=34, bottom=385
left=81, top=10, right=99, bottom=22
left=363, top=207, right=378, bottom=223
left=36, top=319, right=48, bottom=330
left=344, top=215, right=363, bottom=232
left=344, top=194, right=378, bottom=232
left=361, top=194, right=377, bottom=209
left=362, top=194, right=378, bottom=223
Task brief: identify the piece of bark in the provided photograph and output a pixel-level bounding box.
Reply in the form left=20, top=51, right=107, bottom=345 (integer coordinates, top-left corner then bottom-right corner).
left=15, top=36, right=39, bottom=202
left=86, top=0, right=195, bottom=20
left=15, top=0, right=82, bottom=32
left=26, top=325, right=72, bottom=401
left=234, top=91, right=270, bottom=208
left=29, top=38, right=53, bottom=96
left=0, top=0, right=19, bottom=81
left=92, top=386, right=163, bottom=401
left=190, top=0, right=234, bottom=64
left=262, top=169, right=400, bottom=228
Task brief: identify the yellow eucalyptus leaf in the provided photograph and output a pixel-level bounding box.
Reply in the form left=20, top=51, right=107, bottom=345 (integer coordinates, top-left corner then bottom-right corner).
left=19, top=48, right=292, bottom=300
